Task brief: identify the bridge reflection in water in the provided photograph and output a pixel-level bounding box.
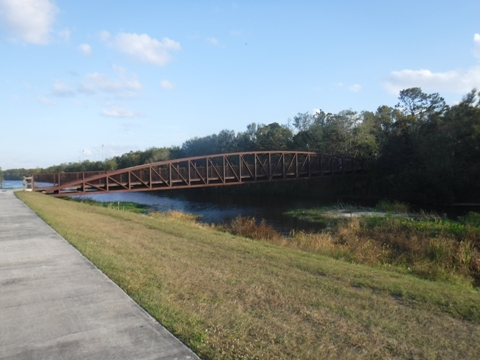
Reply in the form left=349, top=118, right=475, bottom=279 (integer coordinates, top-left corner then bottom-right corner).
left=31, top=151, right=365, bottom=197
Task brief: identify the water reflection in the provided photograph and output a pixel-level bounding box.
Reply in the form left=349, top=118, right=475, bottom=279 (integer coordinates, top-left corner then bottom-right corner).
left=81, top=190, right=329, bottom=235
left=1, top=180, right=25, bottom=189
left=0, top=180, right=52, bottom=190
left=7, top=178, right=479, bottom=234
left=75, top=189, right=480, bottom=233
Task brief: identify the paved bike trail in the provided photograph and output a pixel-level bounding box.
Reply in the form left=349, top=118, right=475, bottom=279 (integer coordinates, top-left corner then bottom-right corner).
left=0, top=190, right=199, bottom=360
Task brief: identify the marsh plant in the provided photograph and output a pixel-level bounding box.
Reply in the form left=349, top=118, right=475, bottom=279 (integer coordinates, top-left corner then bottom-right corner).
left=223, top=209, right=480, bottom=287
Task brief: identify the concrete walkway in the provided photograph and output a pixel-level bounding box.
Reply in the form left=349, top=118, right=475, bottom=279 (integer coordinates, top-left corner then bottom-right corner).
left=0, top=190, right=199, bottom=360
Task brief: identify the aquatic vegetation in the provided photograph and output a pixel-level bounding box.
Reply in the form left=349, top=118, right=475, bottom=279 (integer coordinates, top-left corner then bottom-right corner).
left=281, top=204, right=480, bottom=286
left=64, top=197, right=150, bottom=213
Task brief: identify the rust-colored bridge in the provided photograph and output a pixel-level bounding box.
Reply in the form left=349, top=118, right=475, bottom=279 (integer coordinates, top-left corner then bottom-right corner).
left=31, top=151, right=365, bottom=197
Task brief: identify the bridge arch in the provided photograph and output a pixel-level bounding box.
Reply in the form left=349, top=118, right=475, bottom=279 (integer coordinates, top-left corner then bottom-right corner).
left=31, top=151, right=365, bottom=197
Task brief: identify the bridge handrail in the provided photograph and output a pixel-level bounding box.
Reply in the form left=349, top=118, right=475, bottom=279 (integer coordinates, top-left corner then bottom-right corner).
left=32, top=151, right=366, bottom=196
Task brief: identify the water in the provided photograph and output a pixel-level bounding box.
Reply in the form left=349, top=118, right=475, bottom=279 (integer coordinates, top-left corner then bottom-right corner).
left=7, top=179, right=480, bottom=233
left=78, top=190, right=330, bottom=235
left=1, top=180, right=24, bottom=189
left=0, top=180, right=53, bottom=190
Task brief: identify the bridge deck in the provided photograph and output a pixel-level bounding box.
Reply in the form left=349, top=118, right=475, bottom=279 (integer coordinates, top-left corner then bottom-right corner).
left=31, top=151, right=365, bottom=197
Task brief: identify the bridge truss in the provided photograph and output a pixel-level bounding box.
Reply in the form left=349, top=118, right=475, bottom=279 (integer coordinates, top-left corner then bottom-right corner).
left=32, top=151, right=365, bottom=197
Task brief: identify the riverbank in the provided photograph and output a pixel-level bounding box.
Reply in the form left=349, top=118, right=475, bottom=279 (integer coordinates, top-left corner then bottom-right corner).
left=16, top=191, right=480, bottom=359
left=280, top=204, right=480, bottom=286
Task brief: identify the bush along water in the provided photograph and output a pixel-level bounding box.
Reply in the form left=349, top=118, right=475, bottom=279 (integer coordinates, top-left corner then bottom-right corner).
left=222, top=203, right=480, bottom=287
left=69, top=196, right=480, bottom=287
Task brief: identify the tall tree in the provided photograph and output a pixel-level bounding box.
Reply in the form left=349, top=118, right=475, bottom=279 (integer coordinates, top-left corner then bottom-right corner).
left=254, top=122, right=293, bottom=151
left=395, top=87, right=447, bottom=126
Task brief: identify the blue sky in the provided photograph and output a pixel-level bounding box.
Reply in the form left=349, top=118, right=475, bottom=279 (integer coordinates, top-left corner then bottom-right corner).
left=1, top=0, right=480, bottom=169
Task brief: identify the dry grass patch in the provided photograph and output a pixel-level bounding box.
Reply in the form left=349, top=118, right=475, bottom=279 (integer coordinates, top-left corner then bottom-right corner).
left=150, top=210, right=201, bottom=222
left=280, top=206, right=480, bottom=286
left=17, top=191, right=480, bottom=360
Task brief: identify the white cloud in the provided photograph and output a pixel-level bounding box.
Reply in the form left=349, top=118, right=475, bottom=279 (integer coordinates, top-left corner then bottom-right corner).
left=474, top=33, right=480, bottom=60
left=79, top=66, right=142, bottom=95
left=384, top=34, right=480, bottom=94
left=160, top=79, right=175, bottom=90
left=101, top=107, right=136, bottom=118
left=383, top=67, right=480, bottom=94
left=207, top=37, right=223, bottom=46
left=348, top=84, right=362, bottom=92
left=121, top=121, right=141, bottom=132
left=332, top=82, right=361, bottom=92
left=49, top=67, right=141, bottom=99
left=99, top=30, right=111, bottom=41
left=78, top=43, right=92, bottom=56
left=0, top=0, right=58, bottom=44
left=52, top=81, right=75, bottom=97
left=58, top=28, right=70, bottom=42
left=107, top=32, right=181, bottom=66
left=37, top=96, right=56, bottom=106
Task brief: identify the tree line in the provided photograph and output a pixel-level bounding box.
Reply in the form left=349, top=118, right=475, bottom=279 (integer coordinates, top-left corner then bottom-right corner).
left=4, top=87, right=480, bottom=204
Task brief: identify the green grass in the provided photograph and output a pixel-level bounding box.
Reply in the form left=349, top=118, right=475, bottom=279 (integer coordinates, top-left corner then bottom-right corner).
left=375, top=200, right=410, bottom=213
left=283, top=208, right=334, bottom=225
left=64, top=197, right=150, bottom=213
left=16, top=192, right=480, bottom=359
left=282, top=203, right=480, bottom=286
left=358, top=214, right=480, bottom=240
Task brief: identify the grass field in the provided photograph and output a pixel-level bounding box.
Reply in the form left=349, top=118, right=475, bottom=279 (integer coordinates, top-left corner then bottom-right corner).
left=16, top=192, right=480, bottom=359
left=282, top=206, right=480, bottom=287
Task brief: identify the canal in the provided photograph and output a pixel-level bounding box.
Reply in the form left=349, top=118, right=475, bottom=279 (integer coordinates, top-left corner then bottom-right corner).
left=4, top=180, right=479, bottom=234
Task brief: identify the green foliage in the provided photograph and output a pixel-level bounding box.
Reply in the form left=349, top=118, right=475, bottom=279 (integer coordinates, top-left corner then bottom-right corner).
left=460, top=212, right=480, bottom=227
left=375, top=200, right=410, bottom=213
left=396, top=87, right=447, bottom=123
left=284, top=206, right=480, bottom=286
left=64, top=198, right=150, bottom=213
left=360, top=214, right=480, bottom=240
left=6, top=87, right=480, bottom=205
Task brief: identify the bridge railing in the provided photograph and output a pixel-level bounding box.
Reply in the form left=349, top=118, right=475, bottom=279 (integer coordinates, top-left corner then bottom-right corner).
left=32, top=171, right=108, bottom=189
left=32, top=151, right=365, bottom=197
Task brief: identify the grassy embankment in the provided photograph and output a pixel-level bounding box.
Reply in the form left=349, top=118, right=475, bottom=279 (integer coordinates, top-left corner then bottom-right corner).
left=63, top=197, right=150, bottom=213
left=281, top=201, right=480, bottom=287
left=17, top=191, right=480, bottom=360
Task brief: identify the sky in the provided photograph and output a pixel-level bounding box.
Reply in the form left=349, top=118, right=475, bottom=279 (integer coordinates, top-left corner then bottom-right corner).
left=1, top=0, right=480, bottom=170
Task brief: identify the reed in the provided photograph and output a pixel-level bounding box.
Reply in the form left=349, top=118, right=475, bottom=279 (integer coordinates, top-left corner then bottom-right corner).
left=222, top=212, right=480, bottom=286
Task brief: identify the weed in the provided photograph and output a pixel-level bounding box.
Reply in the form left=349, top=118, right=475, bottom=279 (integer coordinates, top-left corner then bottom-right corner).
left=375, top=200, right=410, bottom=213
left=223, top=215, right=283, bottom=242
left=149, top=210, right=201, bottom=222
left=460, top=211, right=480, bottom=227
left=283, top=207, right=480, bottom=286
left=63, top=197, right=149, bottom=214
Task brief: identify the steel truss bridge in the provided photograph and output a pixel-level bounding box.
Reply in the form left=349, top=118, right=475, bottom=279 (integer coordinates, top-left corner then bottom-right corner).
left=31, top=151, right=365, bottom=197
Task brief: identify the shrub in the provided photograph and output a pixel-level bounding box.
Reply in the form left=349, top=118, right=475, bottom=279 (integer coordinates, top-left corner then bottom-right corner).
left=223, top=210, right=480, bottom=286
left=227, top=215, right=283, bottom=242
left=376, top=200, right=410, bottom=213
left=460, top=212, right=480, bottom=227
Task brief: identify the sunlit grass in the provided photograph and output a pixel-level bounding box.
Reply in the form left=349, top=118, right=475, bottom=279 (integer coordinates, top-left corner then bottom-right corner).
left=149, top=210, right=201, bottom=222
left=282, top=203, right=480, bottom=286
left=17, top=191, right=480, bottom=359
left=64, top=197, right=150, bottom=213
